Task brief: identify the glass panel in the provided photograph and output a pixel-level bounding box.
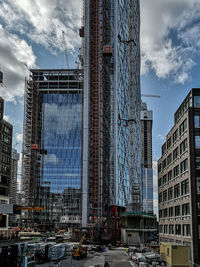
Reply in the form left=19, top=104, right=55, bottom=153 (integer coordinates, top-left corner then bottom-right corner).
left=194, top=96, right=200, bottom=107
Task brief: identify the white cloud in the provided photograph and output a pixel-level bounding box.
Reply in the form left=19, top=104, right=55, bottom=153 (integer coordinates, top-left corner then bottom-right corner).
left=0, top=0, right=82, bottom=54
left=16, top=133, right=23, bottom=143
left=140, top=0, right=200, bottom=83
left=0, top=25, right=36, bottom=102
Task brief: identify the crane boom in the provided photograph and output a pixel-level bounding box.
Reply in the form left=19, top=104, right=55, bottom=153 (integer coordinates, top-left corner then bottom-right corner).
left=141, top=94, right=160, bottom=98
left=62, top=30, right=69, bottom=68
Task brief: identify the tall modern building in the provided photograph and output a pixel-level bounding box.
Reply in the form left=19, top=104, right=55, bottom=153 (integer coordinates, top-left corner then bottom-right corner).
left=0, top=97, right=13, bottom=228
left=82, top=0, right=141, bottom=229
left=141, top=102, right=153, bottom=214
left=22, top=69, right=83, bottom=227
left=9, top=149, right=20, bottom=226
left=158, top=89, right=200, bottom=265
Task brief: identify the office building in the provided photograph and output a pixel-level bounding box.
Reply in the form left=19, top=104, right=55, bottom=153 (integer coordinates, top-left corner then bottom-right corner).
left=141, top=102, right=153, bottom=214
left=0, top=97, right=13, bottom=228
left=9, top=149, right=20, bottom=226
left=158, top=89, right=200, bottom=265
left=82, top=0, right=141, bottom=231
left=22, top=69, right=83, bottom=228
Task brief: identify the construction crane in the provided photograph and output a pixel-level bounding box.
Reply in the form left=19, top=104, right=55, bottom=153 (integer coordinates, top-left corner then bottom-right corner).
left=141, top=94, right=160, bottom=98
left=62, top=30, right=69, bottom=68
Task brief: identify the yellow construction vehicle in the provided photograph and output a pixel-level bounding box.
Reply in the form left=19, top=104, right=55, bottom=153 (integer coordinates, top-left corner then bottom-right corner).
left=72, top=235, right=87, bottom=260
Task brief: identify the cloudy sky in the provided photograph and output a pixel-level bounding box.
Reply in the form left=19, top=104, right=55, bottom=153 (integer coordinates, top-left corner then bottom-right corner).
left=1, top=0, right=200, bottom=214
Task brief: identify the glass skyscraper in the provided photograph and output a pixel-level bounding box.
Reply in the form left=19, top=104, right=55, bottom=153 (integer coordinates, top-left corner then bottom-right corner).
left=22, top=69, right=83, bottom=227
left=82, top=0, right=141, bottom=228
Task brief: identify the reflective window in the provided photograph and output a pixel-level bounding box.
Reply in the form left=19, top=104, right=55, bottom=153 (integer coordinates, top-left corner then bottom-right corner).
left=194, top=95, right=200, bottom=107
left=195, top=136, right=200, bottom=148
left=194, top=115, right=200, bottom=128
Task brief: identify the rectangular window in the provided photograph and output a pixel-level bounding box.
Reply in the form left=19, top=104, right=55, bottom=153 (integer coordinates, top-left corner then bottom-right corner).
left=174, top=184, right=180, bottom=198
left=180, top=139, right=188, bottom=154
left=168, top=170, right=172, bottom=181
left=183, top=224, right=190, bottom=236
left=167, top=154, right=172, bottom=165
left=2, top=145, right=10, bottom=155
left=175, top=205, right=181, bottom=216
left=162, top=159, right=167, bottom=169
left=173, top=165, right=179, bottom=178
left=159, top=210, right=163, bottom=218
left=194, top=95, right=200, bottom=107
left=179, top=119, right=187, bottom=135
left=169, top=225, right=174, bottom=234
left=195, top=136, right=200, bottom=148
left=194, top=115, right=200, bottom=128
left=0, top=187, right=8, bottom=196
left=168, top=187, right=173, bottom=200
left=175, top=224, right=181, bottom=235
left=1, top=165, right=9, bottom=175
left=167, top=137, right=172, bottom=149
left=163, top=174, right=167, bottom=184
left=159, top=193, right=163, bottom=203
left=3, top=125, right=11, bottom=135
left=173, top=129, right=178, bottom=143
left=163, top=190, right=167, bottom=202
left=164, top=225, right=168, bottom=234
left=173, top=148, right=179, bottom=160
left=164, top=208, right=168, bottom=217
left=158, top=163, right=162, bottom=173
left=158, top=178, right=162, bottom=187
left=196, top=157, right=200, bottom=169
left=180, top=159, right=188, bottom=173
left=159, top=225, right=163, bottom=233
left=182, top=203, right=190, bottom=216
left=169, top=207, right=173, bottom=217
left=1, top=155, right=10, bottom=164
left=162, top=143, right=166, bottom=155
left=1, top=134, right=11, bottom=144
left=197, top=177, right=200, bottom=194
left=181, top=179, right=189, bottom=195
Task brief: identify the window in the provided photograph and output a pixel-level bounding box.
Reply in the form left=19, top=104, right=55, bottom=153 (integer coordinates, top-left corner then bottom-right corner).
left=1, top=165, right=9, bottom=175
left=169, top=225, right=174, bottom=234
left=2, top=145, right=10, bottom=155
left=173, top=148, right=179, bottom=160
left=194, top=95, right=200, bottom=107
left=196, top=157, right=200, bottom=169
left=194, top=115, right=200, bottom=128
left=162, top=143, right=166, bottom=155
left=1, top=155, right=10, bottom=164
left=159, top=210, right=163, bottom=218
left=168, top=187, right=173, bottom=200
left=1, top=134, right=11, bottom=144
left=181, top=179, right=189, bottom=195
left=167, top=137, right=172, bottom=149
left=164, top=225, right=168, bottom=234
left=158, top=178, right=162, bottom=187
left=168, top=170, right=172, bottom=181
left=158, top=163, right=162, bottom=173
left=167, top=154, right=172, bottom=165
left=195, top=136, right=200, bottom=148
left=179, top=119, right=187, bottom=135
left=175, top=224, right=181, bottom=235
left=173, top=165, right=179, bottom=178
left=169, top=207, right=173, bottom=217
left=0, top=175, right=8, bottom=186
left=163, top=190, right=167, bottom=202
left=174, top=184, right=180, bottom=198
left=180, top=139, right=188, bottom=154
left=3, top=125, right=11, bottom=135
left=175, top=205, right=181, bottom=216
left=182, top=203, right=190, bottom=216
left=163, top=174, right=167, bottom=184
left=183, top=224, right=190, bottom=236
left=173, top=129, right=178, bottom=143
left=164, top=208, right=168, bottom=217
left=180, top=159, right=188, bottom=173
left=162, top=159, right=167, bottom=169
left=159, top=225, right=163, bottom=233
left=0, top=187, right=8, bottom=196
left=197, top=177, right=200, bottom=194
left=159, top=193, right=163, bottom=203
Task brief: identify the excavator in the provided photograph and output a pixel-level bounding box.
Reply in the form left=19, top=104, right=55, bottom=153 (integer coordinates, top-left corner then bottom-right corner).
left=72, top=234, right=87, bottom=260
